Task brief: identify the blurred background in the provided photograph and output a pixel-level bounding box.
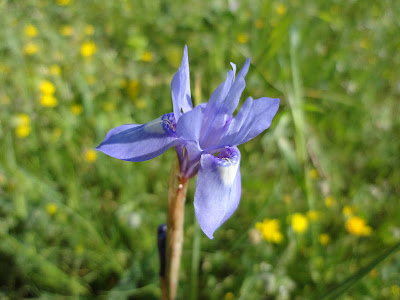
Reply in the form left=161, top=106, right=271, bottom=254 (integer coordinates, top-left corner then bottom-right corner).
left=0, top=0, right=399, bottom=299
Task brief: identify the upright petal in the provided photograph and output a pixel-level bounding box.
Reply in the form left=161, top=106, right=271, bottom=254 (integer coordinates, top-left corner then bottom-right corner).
left=199, top=66, right=236, bottom=145
left=171, top=45, right=192, bottom=121
left=96, top=113, right=183, bottom=162
left=218, top=97, right=280, bottom=147
left=220, top=57, right=250, bottom=115
left=199, top=59, right=250, bottom=148
left=194, top=147, right=241, bottom=239
left=176, top=104, right=204, bottom=143
left=236, top=57, right=250, bottom=80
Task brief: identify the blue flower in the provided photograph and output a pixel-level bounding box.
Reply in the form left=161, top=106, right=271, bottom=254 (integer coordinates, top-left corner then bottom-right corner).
left=96, top=46, right=279, bottom=239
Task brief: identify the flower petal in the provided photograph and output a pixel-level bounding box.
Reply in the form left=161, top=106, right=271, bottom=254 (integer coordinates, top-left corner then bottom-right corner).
left=96, top=113, right=183, bottom=162
left=199, top=66, right=236, bottom=144
left=199, top=59, right=250, bottom=148
left=219, top=168, right=241, bottom=226
left=218, top=97, right=280, bottom=147
left=176, top=104, right=204, bottom=143
left=220, top=57, right=250, bottom=115
left=171, top=45, right=192, bottom=121
left=194, top=147, right=241, bottom=239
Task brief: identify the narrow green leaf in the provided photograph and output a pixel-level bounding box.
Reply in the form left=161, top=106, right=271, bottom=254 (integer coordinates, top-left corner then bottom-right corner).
left=319, top=242, right=400, bottom=299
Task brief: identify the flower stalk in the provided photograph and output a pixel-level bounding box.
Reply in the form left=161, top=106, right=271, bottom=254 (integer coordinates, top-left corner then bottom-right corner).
left=162, top=157, right=188, bottom=300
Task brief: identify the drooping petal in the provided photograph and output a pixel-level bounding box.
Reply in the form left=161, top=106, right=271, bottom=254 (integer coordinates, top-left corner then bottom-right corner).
left=194, top=147, right=241, bottom=239
left=171, top=45, right=192, bottom=121
left=219, top=168, right=241, bottom=226
left=218, top=97, right=280, bottom=147
left=96, top=113, right=183, bottom=162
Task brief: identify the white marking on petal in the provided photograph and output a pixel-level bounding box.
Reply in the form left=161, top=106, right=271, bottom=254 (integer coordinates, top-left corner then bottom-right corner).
left=143, top=117, right=165, bottom=134
left=218, top=162, right=239, bottom=186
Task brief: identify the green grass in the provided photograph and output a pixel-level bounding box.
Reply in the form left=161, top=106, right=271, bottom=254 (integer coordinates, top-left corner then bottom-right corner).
left=0, top=0, right=399, bottom=299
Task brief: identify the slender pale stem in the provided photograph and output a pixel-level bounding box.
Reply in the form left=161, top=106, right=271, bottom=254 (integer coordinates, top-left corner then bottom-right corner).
left=190, top=218, right=201, bottom=300
left=161, top=158, right=188, bottom=300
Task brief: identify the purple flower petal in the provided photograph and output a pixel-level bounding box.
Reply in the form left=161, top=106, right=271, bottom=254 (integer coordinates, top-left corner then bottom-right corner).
left=220, top=57, right=250, bottom=116
left=218, top=97, right=280, bottom=147
left=219, top=168, right=241, bottom=226
left=176, top=104, right=204, bottom=143
left=199, top=58, right=250, bottom=148
left=171, top=45, right=193, bottom=121
left=96, top=113, right=183, bottom=162
left=194, top=147, right=241, bottom=239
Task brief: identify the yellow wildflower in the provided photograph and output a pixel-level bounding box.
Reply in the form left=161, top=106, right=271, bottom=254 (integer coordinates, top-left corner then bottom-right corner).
left=0, top=64, right=10, bottom=74
left=255, top=19, right=264, bottom=29
left=24, top=25, right=38, bottom=37
left=103, top=101, right=116, bottom=112
left=119, top=78, right=128, bottom=88
left=85, top=149, right=97, bottom=162
left=291, top=213, right=308, bottom=234
left=40, top=94, right=58, bottom=107
left=345, top=216, right=372, bottom=236
left=282, top=194, right=292, bottom=204
left=325, top=195, right=335, bottom=208
left=237, top=33, right=248, bottom=44
left=49, top=64, right=61, bottom=75
left=71, top=104, right=83, bottom=115
left=165, top=46, right=183, bottom=68
left=342, top=205, right=354, bottom=217
left=80, top=41, right=97, bottom=57
left=23, top=42, right=39, bottom=55
left=15, top=113, right=31, bottom=138
left=318, top=233, right=331, bottom=246
left=0, top=173, right=5, bottom=186
left=84, top=75, right=95, bottom=85
left=141, top=51, right=153, bottom=62
left=255, top=218, right=284, bottom=244
left=16, top=125, right=31, bottom=138
left=360, top=39, right=369, bottom=50
left=57, top=0, right=71, bottom=5
left=75, top=244, right=84, bottom=254
left=225, top=292, right=234, bottom=300
left=127, top=79, right=140, bottom=99
left=307, top=210, right=319, bottom=221
left=135, top=99, right=147, bottom=109
left=84, top=24, right=95, bottom=35
left=39, top=80, right=55, bottom=95
left=369, top=269, right=378, bottom=278
left=308, top=168, right=319, bottom=179
left=391, top=285, right=400, bottom=297
left=60, top=25, right=74, bottom=36
left=46, top=203, right=57, bottom=215
left=1, top=95, right=10, bottom=105
left=52, top=128, right=62, bottom=142
left=276, top=4, right=287, bottom=15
